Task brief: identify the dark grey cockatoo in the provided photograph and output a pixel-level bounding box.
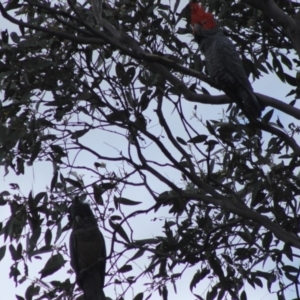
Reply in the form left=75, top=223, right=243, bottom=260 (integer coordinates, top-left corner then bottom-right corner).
left=69, top=200, right=106, bottom=300
left=190, top=2, right=262, bottom=120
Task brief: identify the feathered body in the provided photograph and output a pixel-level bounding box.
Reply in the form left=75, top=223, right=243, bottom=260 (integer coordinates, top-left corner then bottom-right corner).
left=69, top=201, right=106, bottom=300
left=190, top=3, right=262, bottom=119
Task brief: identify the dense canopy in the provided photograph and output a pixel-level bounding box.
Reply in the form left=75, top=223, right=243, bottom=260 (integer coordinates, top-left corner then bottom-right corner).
left=1, top=0, right=300, bottom=299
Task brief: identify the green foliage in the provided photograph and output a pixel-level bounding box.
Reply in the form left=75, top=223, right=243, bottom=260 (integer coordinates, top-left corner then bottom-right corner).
left=0, top=0, right=300, bottom=299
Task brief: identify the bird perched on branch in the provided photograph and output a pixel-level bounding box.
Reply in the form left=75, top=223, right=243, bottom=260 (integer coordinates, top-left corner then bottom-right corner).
left=69, top=200, right=106, bottom=300
left=190, top=2, right=263, bottom=120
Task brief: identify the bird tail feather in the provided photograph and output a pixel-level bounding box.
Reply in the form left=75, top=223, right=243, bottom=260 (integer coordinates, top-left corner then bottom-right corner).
left=81, top=268, right=106, bottom=300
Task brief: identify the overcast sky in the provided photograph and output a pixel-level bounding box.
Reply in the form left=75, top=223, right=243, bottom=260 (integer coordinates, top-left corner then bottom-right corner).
left=0, top=1, right=299, bottom=299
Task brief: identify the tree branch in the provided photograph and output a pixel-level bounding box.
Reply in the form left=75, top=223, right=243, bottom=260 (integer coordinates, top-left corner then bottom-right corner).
left=241, top=0, right=300, bottom=58
left=1, top=2, right=298, bottom=118
left=189, top=193, right=300, bottom=250
left=1, top=2, right=299, bottom=154
left=89, top=0, right=102, bottom=26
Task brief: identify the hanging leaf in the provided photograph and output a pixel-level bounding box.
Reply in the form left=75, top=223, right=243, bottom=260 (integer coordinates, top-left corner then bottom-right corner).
left=0, top=245, right=6, bottom=261
left=93, top=184, right=104, bottom=205
left=176, top=137, right=187, bottom=145
left=190, top=268, right=210, bottom=291
left=188, top=135, right=208, bottom=144
left=114, top=197, right=142, bottom=206
left=262, top=109, right=274, bottom=123
left=109, top=220, right=130, bottom=243
left=64, top=178, right=83, bottom=189
left=39, top=253, right=66, bottom=279
left=116, top=62, right=126, bottom=79
left=71, top=128, right=89, bottom=139
left=118, top=264, right=133, bottom=273
left=133, top=293, right=144, bottom=300
left=45, top=228, right=52, bottom=247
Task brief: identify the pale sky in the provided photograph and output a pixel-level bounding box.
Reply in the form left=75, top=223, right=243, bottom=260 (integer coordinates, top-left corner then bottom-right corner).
left=0, top=1, right=299, bottom=299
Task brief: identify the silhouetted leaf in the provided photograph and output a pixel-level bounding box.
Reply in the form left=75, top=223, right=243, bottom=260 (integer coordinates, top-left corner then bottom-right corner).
left=116, top=62, right=126, bottom=79
left=128, top=249, right=145, bottom=262
left=190, top=268, right=209, bottom=291
left=283, top=243, right=293, bottom=261
left=140, top=90, right=152, bottom=111
left=118, top=264, right=132, bottom=273
left=188, top=135, right=208, bottom=144
left=29, top=141, right=41, bottom=165
left=50, top=171, right=58, bottom=192
left=114, top=197, right=142, bottom=206
left=280, top=53, right=292, bottom=70
left=109, top=220, right=130, bottom=243
left=176, top=137, right=187, bottom=145
left=93, top=184, right=104, bottom=205
left=107, top=110, right=130, bottom=122
left=25, top=284, right=40, bottom=300
left=64, top=178, right=83, bottom=189
left=39, top=253, right=66, bottom=278
left=262, top=109, right=274, bottom=123
left=267, top=273, right=276, bottom=292
left=0, top=245, right=6, bottom=261
left=45, top=229, right=52, bottom=247
left=262, top=231, right=272, bottom=249
left=206, top=121, right=216, bottom=135
left=71, top=128, right=89, bottom=139
left=133, top=293, right=143, bottom=300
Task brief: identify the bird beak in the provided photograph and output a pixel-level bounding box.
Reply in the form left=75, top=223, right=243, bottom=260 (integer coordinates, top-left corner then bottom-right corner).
left=75, top=216, right=82, bottom=225
left=194, top=24, right=202, bottom=35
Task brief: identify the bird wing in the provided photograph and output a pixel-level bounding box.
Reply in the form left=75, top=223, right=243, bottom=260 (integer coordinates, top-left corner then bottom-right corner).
left=69, top=230, right=79, bottom=277
left=71, top=225, right=106, bottom=300
left=69, top=202, right=106, bottom=300
left=213, top=35, right=252, bottom=91
left=211, top=35, right=262, bottom=117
